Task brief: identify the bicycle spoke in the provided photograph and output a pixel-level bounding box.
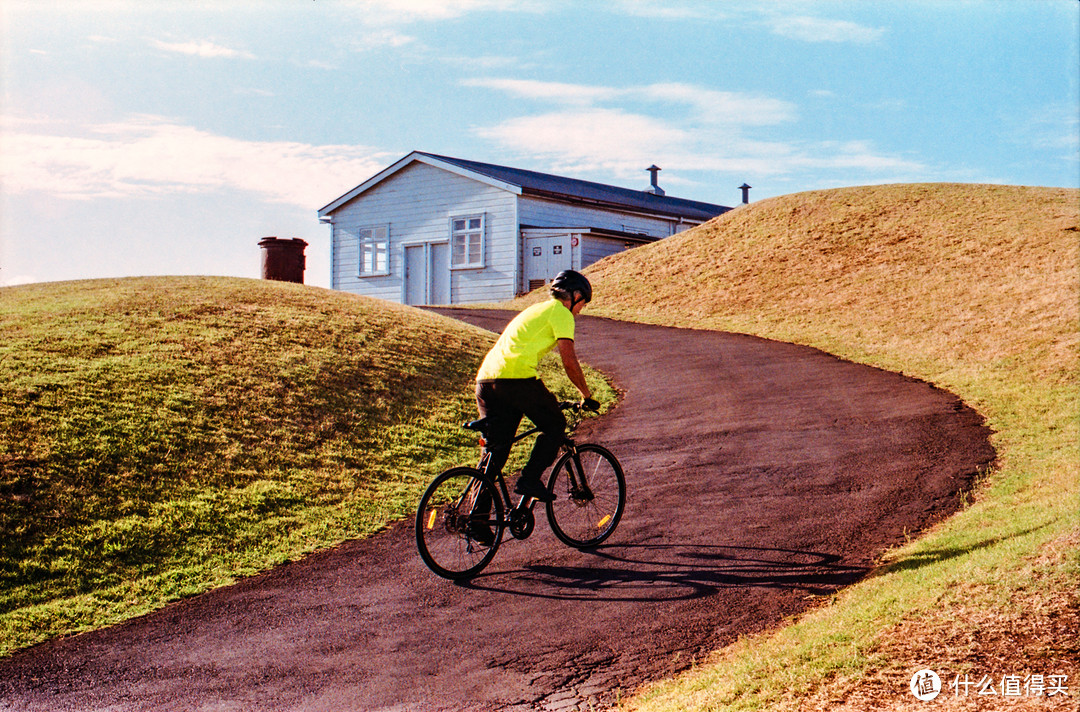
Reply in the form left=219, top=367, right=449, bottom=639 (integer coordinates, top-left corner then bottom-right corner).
left=546, top=445, right=625, bottom=548
left=416, top=468, right=503, bottom=580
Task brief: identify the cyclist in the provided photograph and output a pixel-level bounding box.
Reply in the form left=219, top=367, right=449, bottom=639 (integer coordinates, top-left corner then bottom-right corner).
left=474, top=270, right=600, bottom=504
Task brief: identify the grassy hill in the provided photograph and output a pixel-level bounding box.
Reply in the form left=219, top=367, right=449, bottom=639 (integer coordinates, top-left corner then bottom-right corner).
left=0, top=277, right=612, bottom=655
left=581, top=184, right=1078, bottom=710
left=2, top=183, right=1075, bottom=707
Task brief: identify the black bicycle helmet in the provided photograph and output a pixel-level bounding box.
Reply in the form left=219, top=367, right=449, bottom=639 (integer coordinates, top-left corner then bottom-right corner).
left=550, top=270, right=592, bottom=305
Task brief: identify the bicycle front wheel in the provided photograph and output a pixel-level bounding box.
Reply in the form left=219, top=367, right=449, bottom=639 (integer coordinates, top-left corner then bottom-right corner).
left=416, top=467, right=503, bottom=580
left=546, top=444, right=625, bottom=548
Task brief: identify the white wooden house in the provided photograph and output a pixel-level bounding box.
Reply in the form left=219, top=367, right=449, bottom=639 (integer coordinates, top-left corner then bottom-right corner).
left=317, top=151, right=730, bottom=305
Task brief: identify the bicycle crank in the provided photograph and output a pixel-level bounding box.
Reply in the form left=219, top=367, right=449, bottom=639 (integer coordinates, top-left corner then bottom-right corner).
left=508, top=507, right=535, bottom=540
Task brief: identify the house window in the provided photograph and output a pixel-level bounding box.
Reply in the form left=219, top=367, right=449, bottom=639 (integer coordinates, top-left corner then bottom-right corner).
left=450, top=214, right=484, bottom=268
left=359, top=225, right=389, bottom=276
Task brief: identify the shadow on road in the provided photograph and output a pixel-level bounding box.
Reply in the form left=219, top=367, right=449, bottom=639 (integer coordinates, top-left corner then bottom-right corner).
left=867, top=521, right=1054, bottom=579
left=459, top=543, right=870, bottom=602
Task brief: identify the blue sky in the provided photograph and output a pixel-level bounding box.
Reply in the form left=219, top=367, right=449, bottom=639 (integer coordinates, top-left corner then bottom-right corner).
left=2, top=0, right=1077, bottom=289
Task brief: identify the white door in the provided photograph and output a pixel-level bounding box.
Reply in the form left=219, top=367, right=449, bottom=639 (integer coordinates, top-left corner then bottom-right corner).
left=404, top=245, right=426, bottom=305
left=404, top=243, right=451, bottom=305
left=524, top=234, right=572, bottom=292
left=430, top=242, right=450, bottom=305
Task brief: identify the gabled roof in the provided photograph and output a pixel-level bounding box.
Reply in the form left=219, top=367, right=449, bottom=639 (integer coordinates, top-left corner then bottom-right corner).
left=318, top=151, right=730, bottom=222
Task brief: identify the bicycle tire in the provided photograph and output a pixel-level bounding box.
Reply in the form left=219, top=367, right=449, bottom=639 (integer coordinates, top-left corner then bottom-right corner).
left=546, top=444, right=625, bottom=548
left=416, top=467, right=503, bottom=580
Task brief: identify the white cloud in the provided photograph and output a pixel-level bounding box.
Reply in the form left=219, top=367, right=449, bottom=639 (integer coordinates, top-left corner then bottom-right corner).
left=474, top=108, right=690, bottom=176
left=770, top=16, right=885, bottom=44
left=608, top=0, right=725, bottom=21
left=465, top=79, right=924, bottom=184
left=464, top=78, right=796, bottom=126
left=462, top=78, right=619, bottom=105
left=353, top=0, right=544, bottom=25
left=630, top=83, right=795, bottom=126
left=793, top=141, right=925, bottom=173
left=235, top=87, right=275, bottom=98
left=151, top=39, right=256, bottom=60
left=359, top=29, right=417, bottom=49
left=1, top=274, right=38, bottom=287
left=443, top=54, right=536, bottom=71
left=347, top=0, right=727, bottom=27
left=473, top=106, right=804, bottom=181
left=465, top=78, right=800, bottom=178
left=486, top=109, right=924, bottom=180
left=1024, top=106, right=1080, bottom=157
left=0, top=115, right=392, bottom=209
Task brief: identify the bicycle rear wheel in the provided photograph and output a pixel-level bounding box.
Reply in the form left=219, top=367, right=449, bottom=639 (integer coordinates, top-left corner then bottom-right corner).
left=416, top=467, right=503, bottom=580
left=546, top=444, right=625, bottom=548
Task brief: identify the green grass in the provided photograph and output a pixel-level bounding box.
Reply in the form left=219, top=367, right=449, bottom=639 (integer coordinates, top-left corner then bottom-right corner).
left=0, top=276, right=614, bottom=655
left=580, top=183, right=1078, bottom=710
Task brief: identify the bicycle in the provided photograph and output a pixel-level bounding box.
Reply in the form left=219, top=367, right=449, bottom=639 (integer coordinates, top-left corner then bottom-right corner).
left=415, top=401, right=626, bottom=581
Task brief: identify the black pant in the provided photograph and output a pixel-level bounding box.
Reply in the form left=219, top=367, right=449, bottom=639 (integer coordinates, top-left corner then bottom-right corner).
left=475, top=378, right=567, bottom=484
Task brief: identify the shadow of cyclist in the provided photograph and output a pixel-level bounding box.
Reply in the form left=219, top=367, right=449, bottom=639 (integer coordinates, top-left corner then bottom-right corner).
left=458, top=543, right=870, bottom=602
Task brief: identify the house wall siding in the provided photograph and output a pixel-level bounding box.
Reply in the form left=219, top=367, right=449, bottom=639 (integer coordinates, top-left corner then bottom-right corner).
left=330, top=162, right=519, bottom=303
left=580, top=235, right=633, bottom=268
left=518, top=196, right=681, bottom=238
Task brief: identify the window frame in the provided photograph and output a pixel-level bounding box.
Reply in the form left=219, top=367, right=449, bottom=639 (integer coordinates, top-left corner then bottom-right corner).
left=358, top=224, right=390, bottom=277
left=449, top=213, right=485, bottom=269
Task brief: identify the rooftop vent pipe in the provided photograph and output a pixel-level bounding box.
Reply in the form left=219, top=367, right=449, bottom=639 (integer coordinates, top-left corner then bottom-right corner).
left=739, top=183, right=752, bottom=204
left=645, top=165, right=665, bottom=196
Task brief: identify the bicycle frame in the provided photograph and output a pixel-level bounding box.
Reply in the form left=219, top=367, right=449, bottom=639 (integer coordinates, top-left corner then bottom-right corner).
left=468, top=403, right=589, bottom=514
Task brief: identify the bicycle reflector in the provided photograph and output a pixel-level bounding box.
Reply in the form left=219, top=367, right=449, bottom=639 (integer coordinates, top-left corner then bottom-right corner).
left=427, top=510, right=438, bottom=530
left=597, top=514, right=612, bottom=529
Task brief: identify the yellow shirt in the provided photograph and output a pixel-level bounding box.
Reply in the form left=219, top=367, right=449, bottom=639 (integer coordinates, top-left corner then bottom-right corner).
left=476, top=299, right=575, bottom=380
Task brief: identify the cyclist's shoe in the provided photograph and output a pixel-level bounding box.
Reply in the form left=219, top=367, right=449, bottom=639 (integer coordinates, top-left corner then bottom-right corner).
left=466, top=522, right=495, bottom=547
left=514, top=478, right=555, bottom=503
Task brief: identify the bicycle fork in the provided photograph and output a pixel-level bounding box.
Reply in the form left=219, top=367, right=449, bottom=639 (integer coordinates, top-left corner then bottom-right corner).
left=561, top=441, right=596, bottom=503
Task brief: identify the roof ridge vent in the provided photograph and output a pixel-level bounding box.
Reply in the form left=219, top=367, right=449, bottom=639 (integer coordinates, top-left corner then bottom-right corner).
left=645, top=165, right=665, bottom=196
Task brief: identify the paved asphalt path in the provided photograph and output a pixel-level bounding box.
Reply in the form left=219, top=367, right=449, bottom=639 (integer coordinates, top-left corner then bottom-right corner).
left=0, top=311, right=994, bottom=711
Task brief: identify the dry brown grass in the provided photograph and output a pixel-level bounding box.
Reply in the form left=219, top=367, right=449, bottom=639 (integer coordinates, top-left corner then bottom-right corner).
left=591, top=184, right=1076, bottom=385
left=580, top=184, right=1079, bottom=711
left=796, top=530, right=1079, bottom=712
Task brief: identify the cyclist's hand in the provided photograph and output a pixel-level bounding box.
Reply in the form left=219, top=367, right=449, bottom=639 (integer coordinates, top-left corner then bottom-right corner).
left=581, top=398, right=601, bottom=412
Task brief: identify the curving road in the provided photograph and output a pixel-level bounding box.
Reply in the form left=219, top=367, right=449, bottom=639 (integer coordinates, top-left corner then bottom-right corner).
left=0, top=312, right=994, bottom=711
